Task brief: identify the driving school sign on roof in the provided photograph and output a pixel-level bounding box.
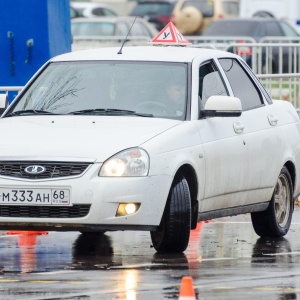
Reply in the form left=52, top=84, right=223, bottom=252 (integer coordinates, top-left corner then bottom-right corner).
left=151, top=22, right=191, bottom=46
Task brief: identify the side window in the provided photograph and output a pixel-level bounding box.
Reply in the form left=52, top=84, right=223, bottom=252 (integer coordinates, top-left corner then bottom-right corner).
left=265, top=21, right=283, bottom=36
left=240, top=60, right=272, bottom=104
left=131, top=22, right=149, bottom=37
left=222, top=2, right=230, bottom=14
left=222, top=1, right=239, bottom=15
left=92, top=8, right=104, bottom=16
left=230, top=2, right=239, bottom=15
left=279, top=22, right=299, bottom=37
left=199, top=63, right=214, bottom=100
left=219, top=58, right=263, bottom=110
left=199, top=61, right=228, bottom=108
left=103, top=8, right=117, bottom=16
left=116, top=22, right=129, bottom=36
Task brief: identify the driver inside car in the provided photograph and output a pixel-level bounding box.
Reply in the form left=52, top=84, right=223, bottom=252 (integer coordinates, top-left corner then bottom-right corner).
left=166, top=82, right=186, bottom=117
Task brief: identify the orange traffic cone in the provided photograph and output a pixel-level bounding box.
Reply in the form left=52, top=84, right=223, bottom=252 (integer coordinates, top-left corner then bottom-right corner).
left=179, top=276, right=196, bottom=300
left=7, top=230, right=48, bottom=235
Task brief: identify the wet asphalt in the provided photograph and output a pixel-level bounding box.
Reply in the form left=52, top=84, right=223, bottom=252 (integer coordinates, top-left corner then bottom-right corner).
left=1, top=207, right=300, bottom=299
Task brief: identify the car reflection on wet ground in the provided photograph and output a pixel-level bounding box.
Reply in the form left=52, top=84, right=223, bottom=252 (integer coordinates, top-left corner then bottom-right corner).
left=1, top=208, right=300, bottom=299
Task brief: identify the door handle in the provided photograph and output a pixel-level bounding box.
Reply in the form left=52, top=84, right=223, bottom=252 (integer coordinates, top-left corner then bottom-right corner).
left=268, top=114, right=278, bottom=126
left=233, top=121, right=245, bottom=134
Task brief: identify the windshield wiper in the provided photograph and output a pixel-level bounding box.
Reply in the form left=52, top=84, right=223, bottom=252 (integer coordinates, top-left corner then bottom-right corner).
left=69, top=108, right=153, bottom=117
left=4, top=109, right=60, bottom=117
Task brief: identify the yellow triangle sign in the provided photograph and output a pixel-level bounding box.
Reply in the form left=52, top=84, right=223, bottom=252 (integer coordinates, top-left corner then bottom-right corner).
left=151, top=22, right=191, bottom=45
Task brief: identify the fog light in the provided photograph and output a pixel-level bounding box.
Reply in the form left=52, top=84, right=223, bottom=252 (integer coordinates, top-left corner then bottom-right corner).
left=125, top=203, right=136, bottom=214
left=116, top=203, right=141, bottom=217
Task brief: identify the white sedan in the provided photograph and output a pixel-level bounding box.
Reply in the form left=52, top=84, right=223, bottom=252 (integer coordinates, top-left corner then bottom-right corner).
left=70, top=2, right=118, bottom=18
left=71, top=17, right=158, bottom=51
left=0, top=45, right=300, bottom=253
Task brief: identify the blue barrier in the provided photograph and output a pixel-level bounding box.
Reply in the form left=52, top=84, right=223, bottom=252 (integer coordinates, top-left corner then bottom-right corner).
left=0, top=0, right=71, bottom=102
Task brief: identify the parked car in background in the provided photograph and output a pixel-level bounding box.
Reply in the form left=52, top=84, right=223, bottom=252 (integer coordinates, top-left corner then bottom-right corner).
left=130, top=0, right=178, bottom=31
left=239, top=0, right=300, bottom=34
left=70, top=5, right=79, bottom=19
left=70, top=2, right=118, bottom=18
left=173, top=0, right=239, bottom=35
left=202, top=18, right=300, bottom=73
left=71, top=16, right=158, bottom=50
left=0, top=45, right=300, bottom=253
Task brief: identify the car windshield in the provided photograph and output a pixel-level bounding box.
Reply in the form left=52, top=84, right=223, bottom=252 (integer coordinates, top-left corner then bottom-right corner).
left=131, top=3, right=173, bottom=16
left=71, top=22, right=115, bottom=36
left=72, top=7, right=85, bottom=17
left=10, top=61, right=188, bottom=120
left=182, top=0, right=214, bottom=17
left=203, top=21, right=259, bottom=36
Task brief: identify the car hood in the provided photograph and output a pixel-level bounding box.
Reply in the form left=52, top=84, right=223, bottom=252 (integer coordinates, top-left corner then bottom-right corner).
left=0, top=116, right=180, bottom=162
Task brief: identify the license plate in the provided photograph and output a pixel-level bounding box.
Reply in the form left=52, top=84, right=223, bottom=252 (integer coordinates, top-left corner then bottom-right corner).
left=0, top=188, right=70, bottom=205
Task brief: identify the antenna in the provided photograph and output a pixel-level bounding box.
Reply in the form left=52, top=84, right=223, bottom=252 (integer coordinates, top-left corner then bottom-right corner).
left=118, top=15, right=139, bottom=55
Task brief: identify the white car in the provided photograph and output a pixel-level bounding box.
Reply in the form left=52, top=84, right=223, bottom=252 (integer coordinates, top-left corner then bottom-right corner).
left=0, top=45, right=300, bottom=253
left=70, top=2, right=118, bottom=18
left=71, top=17, right=158, bottom=50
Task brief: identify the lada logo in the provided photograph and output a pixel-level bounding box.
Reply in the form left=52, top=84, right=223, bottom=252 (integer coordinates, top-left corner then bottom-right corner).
left=24, top=165, right=46, bottom=175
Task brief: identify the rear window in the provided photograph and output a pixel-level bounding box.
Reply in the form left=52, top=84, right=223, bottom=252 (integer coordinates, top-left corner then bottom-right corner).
left=71, top=22, right=115, bottom=36
left=279, top=21, right=299, bottom=37
left=131, top=2, right=174, bottom=16
left=182, top=0, right=214, bottom=17
left=222, top=1, right=239, bottom=15
left=73, top=8, right=85, bottom=17
left=203, top=21, right=259, bottom=36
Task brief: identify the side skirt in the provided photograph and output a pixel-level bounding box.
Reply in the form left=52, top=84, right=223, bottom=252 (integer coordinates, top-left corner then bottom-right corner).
left=198, top=202, right=270, bottom=221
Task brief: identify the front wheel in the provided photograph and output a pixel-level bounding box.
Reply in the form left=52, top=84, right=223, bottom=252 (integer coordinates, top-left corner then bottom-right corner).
left=150, top=174, right=191, bottom=253
left=251, top=166, right=294, bottom=237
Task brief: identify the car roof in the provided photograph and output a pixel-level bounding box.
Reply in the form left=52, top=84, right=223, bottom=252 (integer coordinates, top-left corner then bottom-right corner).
left=70, top=2, right=114, bottom=9
left=136, top=0, right=177, bottom=3
left=210, top=17, right=281, bottom=24
left=51, top=46, right=237, bottom=63
left=71, top=16, right=147, bottom=23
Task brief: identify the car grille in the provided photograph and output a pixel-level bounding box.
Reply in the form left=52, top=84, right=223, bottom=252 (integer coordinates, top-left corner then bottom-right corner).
left=0, top=161, right=91, bottom=180
left=0, top=204, right=91, bottom=218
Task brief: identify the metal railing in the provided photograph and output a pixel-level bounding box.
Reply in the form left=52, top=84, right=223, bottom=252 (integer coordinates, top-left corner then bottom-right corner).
left=0, top=86, right=23, bottom=95
left=223, top=42, right=300, bottom=74
left=257, top=73, right=300, bottom=113
left=72, top=36, right=151, bottom=51
left=187, top=36, right=257, bottom=45
left=71, top=35, right=300, bottom=77
left=190, top=36, right=300, bottom=75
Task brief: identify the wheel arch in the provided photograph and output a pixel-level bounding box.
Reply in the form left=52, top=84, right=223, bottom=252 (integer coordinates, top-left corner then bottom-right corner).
left=253, top=11, right=274, bottom=18
left=175, top=164, right=199, bottom=229
left=284, top=160, right=296, bottom=195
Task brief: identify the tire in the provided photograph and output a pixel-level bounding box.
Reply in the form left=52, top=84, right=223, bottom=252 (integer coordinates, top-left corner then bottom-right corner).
left=251, top=166, right=294, bottom=237
left=73, top=232, right=113, bottom=256
left=150, top=174, right=191, bottom=253
left=174, top=6, right=203, bottom=35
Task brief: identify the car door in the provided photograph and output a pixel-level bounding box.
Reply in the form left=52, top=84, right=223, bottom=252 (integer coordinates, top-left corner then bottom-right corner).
left=218, top=58, right=282, bottom=206
left=195, top=60, right=249, bottom=212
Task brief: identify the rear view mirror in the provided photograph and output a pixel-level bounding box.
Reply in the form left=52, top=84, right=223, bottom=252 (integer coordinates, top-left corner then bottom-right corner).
left=202, top=95, right=242, bottom=117
left=0, top=94, right=8, bottom=115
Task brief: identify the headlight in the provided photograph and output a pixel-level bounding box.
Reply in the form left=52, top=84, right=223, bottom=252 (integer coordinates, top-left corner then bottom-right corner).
left=99, top=148, right=149, bottom=177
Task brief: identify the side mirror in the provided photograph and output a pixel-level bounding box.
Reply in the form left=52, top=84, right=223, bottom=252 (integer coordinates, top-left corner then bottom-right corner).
left=0, top=94, right=8, bottom=115
left=202, top=95, right=242, bottom=118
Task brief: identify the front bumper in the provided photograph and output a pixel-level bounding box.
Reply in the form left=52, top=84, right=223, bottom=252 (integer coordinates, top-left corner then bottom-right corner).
left=0, top=163, right=173, bottom=232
